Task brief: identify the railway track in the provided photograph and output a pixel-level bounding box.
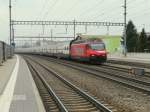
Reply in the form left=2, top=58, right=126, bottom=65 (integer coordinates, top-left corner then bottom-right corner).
left=25, top=56, right=113, bottom=112
left=101, top=63, right=150, bottom=78
left=34, top=55, right=150, bottom=95
left=107, top=60, right=150, bottom=70
left=27, top=62, right=65, bottom=112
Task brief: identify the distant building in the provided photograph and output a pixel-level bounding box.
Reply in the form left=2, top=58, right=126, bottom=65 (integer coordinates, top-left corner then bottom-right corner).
left=79, top=35, right=122, bottom=53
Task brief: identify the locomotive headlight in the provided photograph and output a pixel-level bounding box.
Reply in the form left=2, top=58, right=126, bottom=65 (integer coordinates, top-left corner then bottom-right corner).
left=102, top=54, right=106, bottom=56
left=91, top=54, right=95, bottom=57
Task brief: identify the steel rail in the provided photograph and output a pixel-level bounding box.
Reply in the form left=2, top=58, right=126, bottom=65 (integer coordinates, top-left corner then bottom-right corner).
left=25, top=56, right=112, bottom=112
left=102, top=63, right=150, bottom=78
left=26, top=59, right=68, bottom=112
left=39, top=56, right=150, bottom=95
left=107, top=60, right=150, bottom=69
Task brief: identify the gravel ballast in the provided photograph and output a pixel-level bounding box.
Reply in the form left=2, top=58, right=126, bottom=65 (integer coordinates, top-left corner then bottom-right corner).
left=29, top=56, right=150, bottom=112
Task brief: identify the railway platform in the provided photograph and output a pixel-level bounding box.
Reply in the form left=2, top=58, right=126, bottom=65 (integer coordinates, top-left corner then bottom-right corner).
left=0, top=55, right=45, bottom=112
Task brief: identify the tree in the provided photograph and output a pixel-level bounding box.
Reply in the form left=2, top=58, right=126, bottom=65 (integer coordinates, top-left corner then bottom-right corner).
left=147, top=35, right=150, bottom=51
left=126, top=20, right=138, bottom=52
left=138, top=28, right=147, bottom=52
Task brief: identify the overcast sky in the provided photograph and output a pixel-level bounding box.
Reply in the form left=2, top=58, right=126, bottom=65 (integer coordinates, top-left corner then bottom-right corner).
left=0, top=0, right=150, bottom=43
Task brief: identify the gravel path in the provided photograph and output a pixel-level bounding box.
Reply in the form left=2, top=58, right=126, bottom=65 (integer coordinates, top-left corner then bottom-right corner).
left=30, top=56, right=150, bottom=112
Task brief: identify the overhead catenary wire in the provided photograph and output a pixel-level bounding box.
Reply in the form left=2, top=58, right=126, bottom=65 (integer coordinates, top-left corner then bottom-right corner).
left=79, top=0, right=123, bottom=21
left=87, top=0, right=148, bottom=23
left=36, top=0, right=49, bottom=21
left=77, top=0, right=105, bottom=18
left=88, top=4, right=123, bottom=21
left=63, top=0, right=81, bottom=16
left=9, top=0, right=150, bottom=43
left=42, top=0, right=60, bottom=20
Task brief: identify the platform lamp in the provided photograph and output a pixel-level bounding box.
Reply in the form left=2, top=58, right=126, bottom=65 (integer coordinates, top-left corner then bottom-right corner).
left=9, top=0, right=13, bottom=56
left=123, top=0, right=127, bottom=56
left=9, top=0, right=15, bottom=56
left=9, top=0, right=12, bottom=46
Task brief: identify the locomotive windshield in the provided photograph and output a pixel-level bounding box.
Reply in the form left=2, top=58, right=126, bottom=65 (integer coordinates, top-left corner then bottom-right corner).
left=89, top=43, right=105, bottom=50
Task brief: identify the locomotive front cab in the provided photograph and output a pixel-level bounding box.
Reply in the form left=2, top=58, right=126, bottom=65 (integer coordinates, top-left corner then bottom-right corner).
left=87, top=43, right=107, bottom=62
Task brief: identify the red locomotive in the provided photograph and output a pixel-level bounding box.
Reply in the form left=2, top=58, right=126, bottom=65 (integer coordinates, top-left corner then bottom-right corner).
left=70, top=36, right=107, bottom=63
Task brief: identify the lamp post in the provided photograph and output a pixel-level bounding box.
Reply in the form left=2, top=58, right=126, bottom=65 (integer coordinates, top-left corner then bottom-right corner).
left=9, top=0, right=12, bottom=46
left=73, top=19, right=76, bottom=39
left=124, top=0, right=127, bottom=56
